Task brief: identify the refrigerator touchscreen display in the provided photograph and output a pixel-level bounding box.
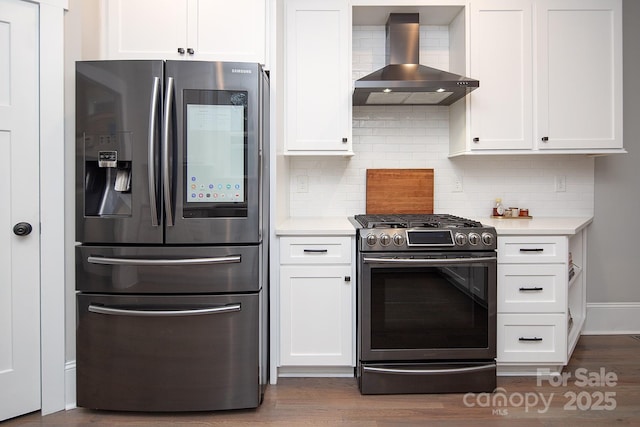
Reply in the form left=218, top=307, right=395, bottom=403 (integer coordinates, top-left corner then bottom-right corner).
left=186, top=101, right=246, bottom=204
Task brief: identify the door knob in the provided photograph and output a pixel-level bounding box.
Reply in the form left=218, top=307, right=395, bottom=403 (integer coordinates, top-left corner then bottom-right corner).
left=13, top=222, right=32, bottom=236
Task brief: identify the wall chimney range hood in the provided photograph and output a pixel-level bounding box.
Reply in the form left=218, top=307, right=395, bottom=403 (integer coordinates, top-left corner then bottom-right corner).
left=353, top=13, right=479, bottom=106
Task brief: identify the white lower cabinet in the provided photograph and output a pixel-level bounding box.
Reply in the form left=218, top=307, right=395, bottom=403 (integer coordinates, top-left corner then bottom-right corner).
left=278, top=236, right=355, bottom=373
left=496, top=232, right=586, bottom=375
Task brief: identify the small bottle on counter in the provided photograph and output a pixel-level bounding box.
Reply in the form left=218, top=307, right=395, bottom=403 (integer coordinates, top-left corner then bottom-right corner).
left=492, top=198, right=504, bottom=216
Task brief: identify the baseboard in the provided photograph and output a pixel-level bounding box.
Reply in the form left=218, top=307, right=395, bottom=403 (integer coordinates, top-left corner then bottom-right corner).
left=278, top=366, right=355, bottom=378
left=583, top=303, right=640, bottom=335
left=65, top=361, right=76, bottom=410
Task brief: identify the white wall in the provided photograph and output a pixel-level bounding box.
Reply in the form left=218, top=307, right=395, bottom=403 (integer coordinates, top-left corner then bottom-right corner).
left=288, top=25, right=595, bottom=219
left=63, top=0, right=102, bottom=363
left=588, top=0, right=640, bottom=304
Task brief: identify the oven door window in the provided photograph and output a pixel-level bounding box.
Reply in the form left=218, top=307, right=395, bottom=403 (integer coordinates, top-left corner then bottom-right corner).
left=369, top=265, right=490, bottom=350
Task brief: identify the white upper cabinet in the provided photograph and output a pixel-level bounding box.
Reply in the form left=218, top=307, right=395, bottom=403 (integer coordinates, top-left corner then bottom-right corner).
left=536, top=0, right=622, bottom=150
left=469, top=0, right=533, bottom=151
left=284, top=0, right=353, bottom=156
left=103, top=0, right=266, bottom=64
left=463, top=0, right=623, bottom=155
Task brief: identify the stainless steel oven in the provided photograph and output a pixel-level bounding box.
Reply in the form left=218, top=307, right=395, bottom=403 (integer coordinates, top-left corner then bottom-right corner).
left=353, top=214, right=497, bottom=395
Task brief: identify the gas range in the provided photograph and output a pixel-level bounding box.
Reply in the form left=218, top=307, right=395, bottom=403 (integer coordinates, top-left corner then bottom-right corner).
left=352, top=214, right=496, bottom=252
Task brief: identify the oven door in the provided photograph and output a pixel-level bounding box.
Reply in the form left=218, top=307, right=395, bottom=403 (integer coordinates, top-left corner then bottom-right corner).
left=359, top=252, right=496, bottom=362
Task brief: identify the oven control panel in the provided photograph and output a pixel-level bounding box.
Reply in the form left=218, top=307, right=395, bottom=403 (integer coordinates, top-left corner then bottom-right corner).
left=360, top=228, right=496, bottom=251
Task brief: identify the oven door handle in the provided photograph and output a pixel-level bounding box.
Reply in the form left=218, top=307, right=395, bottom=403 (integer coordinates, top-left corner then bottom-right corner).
left=362, top=256, right=496, bottom=265
left=88, top=304, right=241, bottom=317
left=87, top=255, right=241, bottom=266
left=362, top=363, right=496, bottom=375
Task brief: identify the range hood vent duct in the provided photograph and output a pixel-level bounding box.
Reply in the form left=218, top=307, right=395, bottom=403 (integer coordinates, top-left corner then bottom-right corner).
left=353, top=13, right=479, bottom=106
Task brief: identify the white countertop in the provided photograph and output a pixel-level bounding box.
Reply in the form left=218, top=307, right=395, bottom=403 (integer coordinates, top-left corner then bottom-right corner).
left=275, top=217, right=356, bottom=236
left=477, top=216, right=593, bottom=235
left=276, top=216, right=593, bottom=236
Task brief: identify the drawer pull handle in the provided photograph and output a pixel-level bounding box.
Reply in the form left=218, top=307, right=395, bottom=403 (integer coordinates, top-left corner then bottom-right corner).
left=87, top=255, right=241, bottom=266
left=519, top=248, right=544, bottom=252
left=519, top=337, right=543, bottom=342
left=303, top=249, right=328, bottom=254
left=88, top=303, right=241, bottom=317
left=519, top=287, right=543, bottom=292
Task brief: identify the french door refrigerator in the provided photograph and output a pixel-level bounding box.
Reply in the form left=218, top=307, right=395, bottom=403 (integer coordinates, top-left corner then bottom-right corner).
left=75, top=60, right=269, bottom=412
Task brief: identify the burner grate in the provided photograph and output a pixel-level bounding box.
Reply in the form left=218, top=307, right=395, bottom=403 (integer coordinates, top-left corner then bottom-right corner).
left=355, top=214, right=483, bottom=229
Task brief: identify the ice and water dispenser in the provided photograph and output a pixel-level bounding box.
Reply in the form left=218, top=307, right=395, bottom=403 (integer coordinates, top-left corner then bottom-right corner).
left=82, top=133, right=132, bottom=217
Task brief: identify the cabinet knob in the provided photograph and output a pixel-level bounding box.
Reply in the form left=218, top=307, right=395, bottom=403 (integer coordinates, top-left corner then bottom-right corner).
left=342, top=137, right=348, bottom=143
left=542, top=136, right=549, bottom=142
left=13, top=222, right=33, bottom=236
left=344, top=276, right=351, bottom=282
left=177, top=47, right=185, bottom=54
left=187, top=48, right=195, bottom=55
left=473, top=137, right=480, bottom=143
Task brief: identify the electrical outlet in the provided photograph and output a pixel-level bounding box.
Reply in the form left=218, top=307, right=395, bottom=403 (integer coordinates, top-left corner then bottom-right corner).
left=453, top=175, right=463, bottom=192
left=555, top=175, right=567, bottom=192
left=296, top=175, right=309, bottom=193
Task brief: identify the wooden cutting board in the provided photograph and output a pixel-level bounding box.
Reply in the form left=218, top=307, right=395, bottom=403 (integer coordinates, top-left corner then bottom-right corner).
left=366, top=169, right=434, bottom=214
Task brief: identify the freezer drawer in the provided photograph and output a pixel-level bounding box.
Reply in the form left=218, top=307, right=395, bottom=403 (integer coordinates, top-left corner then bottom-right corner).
left=76, top=293, right=261, bottom=412
left=76, top=245, right=260, bottom=293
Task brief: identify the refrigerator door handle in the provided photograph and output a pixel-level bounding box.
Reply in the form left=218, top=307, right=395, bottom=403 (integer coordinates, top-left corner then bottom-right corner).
left=148, top=77, right=161, bottom=227
left=87, top=255, right=242, bottom=266
left=88, top=303, right=242, bottom=317
left=163, top=76, right=175, bottom=226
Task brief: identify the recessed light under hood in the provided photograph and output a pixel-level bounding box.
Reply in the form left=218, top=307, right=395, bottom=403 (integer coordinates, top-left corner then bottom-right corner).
left=353, top=13, right=479, bottom=106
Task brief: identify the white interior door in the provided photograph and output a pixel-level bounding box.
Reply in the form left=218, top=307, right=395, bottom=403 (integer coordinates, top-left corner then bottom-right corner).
left=0, top=0, right=41, bottom=421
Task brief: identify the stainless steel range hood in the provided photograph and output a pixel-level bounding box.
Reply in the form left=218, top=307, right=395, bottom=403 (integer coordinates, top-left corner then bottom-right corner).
left=353, top=13, right=479, bottom=106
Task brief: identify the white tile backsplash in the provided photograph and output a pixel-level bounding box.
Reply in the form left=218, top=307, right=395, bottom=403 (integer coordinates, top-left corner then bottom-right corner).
left=288, top=25, right=595, bottom=219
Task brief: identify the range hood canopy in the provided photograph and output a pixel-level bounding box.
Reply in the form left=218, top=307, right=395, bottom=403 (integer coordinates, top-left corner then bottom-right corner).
left=353, top=13, right=479, bottom=106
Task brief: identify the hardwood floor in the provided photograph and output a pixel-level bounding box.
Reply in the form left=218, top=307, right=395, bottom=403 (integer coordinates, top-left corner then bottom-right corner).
left=5, top=335, right=640, bottom=426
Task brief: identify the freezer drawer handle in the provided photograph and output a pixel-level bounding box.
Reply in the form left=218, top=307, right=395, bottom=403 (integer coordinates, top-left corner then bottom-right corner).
left=362, top=363, right=496, bottom=375
left=87, top=255, right=241, bottom=266
left=88, top=303, right=241, bottom=317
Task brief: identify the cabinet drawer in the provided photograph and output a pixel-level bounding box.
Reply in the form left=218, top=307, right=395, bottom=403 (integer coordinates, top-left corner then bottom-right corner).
left=497, top=314, right=566, bottom=363
left=498, top=264, right=566, bottom=312
left=280, top=236, right=351, bottom=264
left=498, top=236, right=567, bottom=264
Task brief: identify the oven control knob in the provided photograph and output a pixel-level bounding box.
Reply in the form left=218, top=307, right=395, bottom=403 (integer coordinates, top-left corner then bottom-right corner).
left=366, top=234, right=377, bottom=246
left=481, top=232, right=495, bottom=246
left=379, top=234, right=391, bottom=246
left=392, top=233, right=405, bottom=246
left=468, top=232, right=481, bottom=245
left=454, top=232, right=468, bottom=246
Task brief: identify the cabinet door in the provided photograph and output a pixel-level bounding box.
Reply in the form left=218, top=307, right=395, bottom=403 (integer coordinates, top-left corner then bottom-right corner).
left=284, top=0, right=352, bottom=155
left=188, top=0, right=266, bottom=63
left=469, top=0, right=533, bottom=150
left=498, top=264, right=567, bottom=313
left=280, top=265, right=353, bottom=365
left=497, top=313, right=567, bottom=363
left=536, top=0, right=623, bottom=150
left=104, top=0, right=188, bottom=59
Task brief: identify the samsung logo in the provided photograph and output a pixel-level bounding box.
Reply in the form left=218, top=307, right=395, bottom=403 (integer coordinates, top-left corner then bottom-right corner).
left=232, top=69, right=252, bottom=74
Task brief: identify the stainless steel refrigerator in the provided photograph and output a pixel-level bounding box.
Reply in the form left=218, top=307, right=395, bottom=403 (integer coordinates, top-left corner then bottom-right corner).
left=75, top=60, right=269, bottom=412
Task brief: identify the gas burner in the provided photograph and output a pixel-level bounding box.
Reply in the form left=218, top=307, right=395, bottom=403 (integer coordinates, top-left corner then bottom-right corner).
left=352, top=213, right=496, bottom=252
left=354, top=214, right=483, bottom=229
